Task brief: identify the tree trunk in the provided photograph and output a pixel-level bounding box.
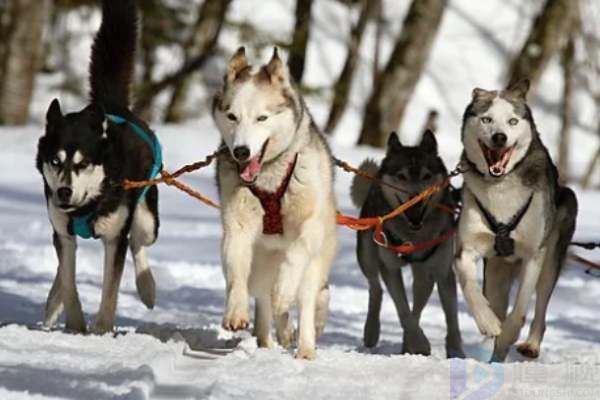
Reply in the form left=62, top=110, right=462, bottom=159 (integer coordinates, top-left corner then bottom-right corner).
left=163, top=0, right=231, bottom=122
left=0, top=0, right=51, bottom=125
left=324, top=0, right=376, bottom=134
left=506, top=0, right=578, bottom=90
left=288, top=0, right=314, bottom=84
left=557, top=34, right=575, bottom=182
left=357, top=0, right=447, bottom=148
left=581, top=145, right=600, bottom=190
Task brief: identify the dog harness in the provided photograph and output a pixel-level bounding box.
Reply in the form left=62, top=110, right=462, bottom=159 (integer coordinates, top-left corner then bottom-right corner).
left=473, top=193, right=534, bottom=257
left=70, top=113, right=163, bottom=239
left=248, top=154, right=298, bottom=235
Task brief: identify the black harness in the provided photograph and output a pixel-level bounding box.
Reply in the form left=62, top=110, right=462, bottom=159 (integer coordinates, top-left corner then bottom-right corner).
left=473, top=193, right=534, bottom=257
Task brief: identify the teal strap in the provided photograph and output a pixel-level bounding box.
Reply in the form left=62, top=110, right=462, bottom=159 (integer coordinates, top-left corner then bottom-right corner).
left=71, top=114, right=162, bottom=239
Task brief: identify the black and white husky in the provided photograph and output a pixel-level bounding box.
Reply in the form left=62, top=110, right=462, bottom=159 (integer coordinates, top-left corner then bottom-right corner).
left=455, top=80, right=578, bottom=361
left=351, top=131, right=464, bottom=358
left=36, top=0, right=160, bottom=333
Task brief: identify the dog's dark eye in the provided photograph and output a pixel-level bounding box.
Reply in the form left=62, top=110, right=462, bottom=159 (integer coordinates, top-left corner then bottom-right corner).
left=226, top=113, right=238, bottom=122
left=77, top=160, right=90, bottom=169
left=422, top=172, right=432, bottom=180
left=50, top=157, right=61, bottom=167
left=481, top=116, right=492, bottom=124
left=396, top=173, right=407, bottom=181
left=508, top=118, right=519, bottom=126
left=256, top=115, right=268, bottom=122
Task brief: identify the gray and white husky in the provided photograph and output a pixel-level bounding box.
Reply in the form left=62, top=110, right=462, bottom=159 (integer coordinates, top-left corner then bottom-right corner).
left=351, top=130, right=465, bottom=358
left=455, top=80, right=578, bottom=361
left=211, top=47, right=337, bottom=359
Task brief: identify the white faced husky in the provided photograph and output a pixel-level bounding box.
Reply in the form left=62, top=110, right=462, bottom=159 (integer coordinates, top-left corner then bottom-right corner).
left=455, top=80, right=577, bottom=362
left=212, top=47, right=337, bottom=359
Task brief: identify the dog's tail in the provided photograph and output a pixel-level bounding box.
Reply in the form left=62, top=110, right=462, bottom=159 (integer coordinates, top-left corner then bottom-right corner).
left=350, top=159, right=379, bottom=208
left=89, top=0, right=137, bottom=109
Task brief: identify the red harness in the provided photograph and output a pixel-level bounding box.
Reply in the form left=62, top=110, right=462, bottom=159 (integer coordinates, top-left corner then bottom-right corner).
left=249, top=154, right=298, bottom=235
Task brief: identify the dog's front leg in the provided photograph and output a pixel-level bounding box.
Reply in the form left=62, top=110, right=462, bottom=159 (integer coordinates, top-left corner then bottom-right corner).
left=55, top=233, right=86, bottom=333
left=43, top=233, right=64, bottom=328
left=455, top=247, right=501, bottom=337
left=493, top=249, right=545, bottom=362
left=273, top=223, right=321, bottom=359
left=221, top=228, right=254, bottom=331
left=93, top=234, right=128, bottom=334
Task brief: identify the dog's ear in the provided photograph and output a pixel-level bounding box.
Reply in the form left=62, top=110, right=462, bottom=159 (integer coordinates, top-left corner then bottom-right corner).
left=420, top=129, right=438, bottom=154
left=258, top=47, right=290, bottom=86
left=46, top=98, right=63, bottom=130
left=472, top=88, right=492, bottom=99
left=387, top=132, right=402, bottom=150
left=83, top=103, right=106, bottom=130
left=226, top=46, right=250, bottom=83
left=506, top=78, right=530, bottom=100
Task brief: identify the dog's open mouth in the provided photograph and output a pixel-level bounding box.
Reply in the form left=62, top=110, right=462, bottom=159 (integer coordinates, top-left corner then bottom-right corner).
left=238, top=140, right=269, bottom=184
left=397, top=194, right=427, bottom=231
left=479, top=140, right=516, bottom=177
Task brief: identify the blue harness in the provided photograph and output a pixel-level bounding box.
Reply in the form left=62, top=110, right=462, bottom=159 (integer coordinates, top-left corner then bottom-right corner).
left=71, top=113, right=162, bottom=239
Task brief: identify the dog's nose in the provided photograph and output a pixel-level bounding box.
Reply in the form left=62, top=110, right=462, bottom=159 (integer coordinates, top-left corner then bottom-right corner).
left=492, top=132, right=507, bottom=147
left=233, top=146, right=250, bottom=162
left=57, top=187, right=72, bottom=202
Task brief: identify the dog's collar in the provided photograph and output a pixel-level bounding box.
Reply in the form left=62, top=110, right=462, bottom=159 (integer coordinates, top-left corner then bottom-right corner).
left=383, top=228, right=439, bottom=263
left=248, top=154, right=298, bottom=235
left=473, top=192, right=534, bottom=257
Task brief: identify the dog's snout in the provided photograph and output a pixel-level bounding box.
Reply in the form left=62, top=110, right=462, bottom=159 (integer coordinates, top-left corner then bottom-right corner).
left=233, top=146, right=251, bottom=162
left=57, top=187, right=72, bottom=202
left=492, top=132, right=507, bottom=147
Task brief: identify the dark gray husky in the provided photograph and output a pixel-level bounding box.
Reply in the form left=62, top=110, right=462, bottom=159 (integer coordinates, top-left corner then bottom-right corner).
left=351, top=130, right=464, bottom=358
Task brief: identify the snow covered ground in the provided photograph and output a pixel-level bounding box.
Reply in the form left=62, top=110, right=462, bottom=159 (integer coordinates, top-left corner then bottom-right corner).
left=0, top=124, right=599, bottom=400
left=1, top=0, right=600, bottom=398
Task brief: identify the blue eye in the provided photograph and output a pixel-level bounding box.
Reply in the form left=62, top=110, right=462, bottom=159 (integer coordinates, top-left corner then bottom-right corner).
left=509, top=118, right=519, bottom=126
left=51, top=157, right=61, bottom=167
left=481, top=116, right=492, bottom=124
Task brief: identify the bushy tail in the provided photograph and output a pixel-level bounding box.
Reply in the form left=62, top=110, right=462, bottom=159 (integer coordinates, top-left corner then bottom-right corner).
left=89, top=0, right=138, bottom=109
left=350, top=159, right=379, bottom=208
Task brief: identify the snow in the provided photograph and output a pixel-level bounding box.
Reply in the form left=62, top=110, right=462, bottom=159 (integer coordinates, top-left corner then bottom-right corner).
left=1, top=0, right=600, bottom=399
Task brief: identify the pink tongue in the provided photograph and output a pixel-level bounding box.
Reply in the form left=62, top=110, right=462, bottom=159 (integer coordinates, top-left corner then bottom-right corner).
left=240, top=156, right=262, bottom=182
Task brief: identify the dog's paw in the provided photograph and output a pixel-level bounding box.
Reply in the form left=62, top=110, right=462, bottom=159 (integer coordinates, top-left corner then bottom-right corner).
left=222, top=302, right=249, bottom=331
left=402, top=328, right=431, bottom=356
left=472, top=306, right=502, bottom=337
left=275, top=323, right=296, bottom=348
left=91, top=319, right=114, bottom=335
left=272, top=292, right=295, bottom=318
left=65, top=317, right=87, bottom=334
left=295, top=346, right=317, bottom=360
left=516, top=342, right=540, bottom=359
left=136, top=270, right=156, bottom=310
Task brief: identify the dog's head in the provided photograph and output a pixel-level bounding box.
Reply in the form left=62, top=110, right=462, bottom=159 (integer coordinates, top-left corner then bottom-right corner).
left=380, top=131, right=447, bottom=231
left=212, top=47, right=303, bottom=184
left=37, top=99, right=107, bottom=212
left=462, top=80, right=535, bottom=178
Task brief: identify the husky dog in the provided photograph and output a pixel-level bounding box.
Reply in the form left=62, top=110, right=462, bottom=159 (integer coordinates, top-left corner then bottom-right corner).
left=455, top=80, right=577, bottom=361
left=36, top=0, right=158, bottom=333
left=212, top=47, right=337, bottom=359
left=351, top=130, right=464, bottom=358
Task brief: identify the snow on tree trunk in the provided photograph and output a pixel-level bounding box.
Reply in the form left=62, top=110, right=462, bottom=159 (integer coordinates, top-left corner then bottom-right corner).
left=164, top=0, right=231, bottom=123
left=324, top=0, right=377, bottom=135
left=557, top=34, right=575, bottom=182
left=0, top=0, right=51, bottom=125
left=505, top=0, right=578, bottom=90
left=357, top=0, right=447, bottom=148
left=288, top=0, right=314, bottom=84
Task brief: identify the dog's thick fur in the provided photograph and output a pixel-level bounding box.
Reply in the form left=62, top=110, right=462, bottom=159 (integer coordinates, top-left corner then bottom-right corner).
left=36, top=0, right=158, bottom=333
left=212, top=48, right=336, bottom=359
left=455, top=80, right=578, bottom=361
left=352, top=131, right=464, bottom=358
